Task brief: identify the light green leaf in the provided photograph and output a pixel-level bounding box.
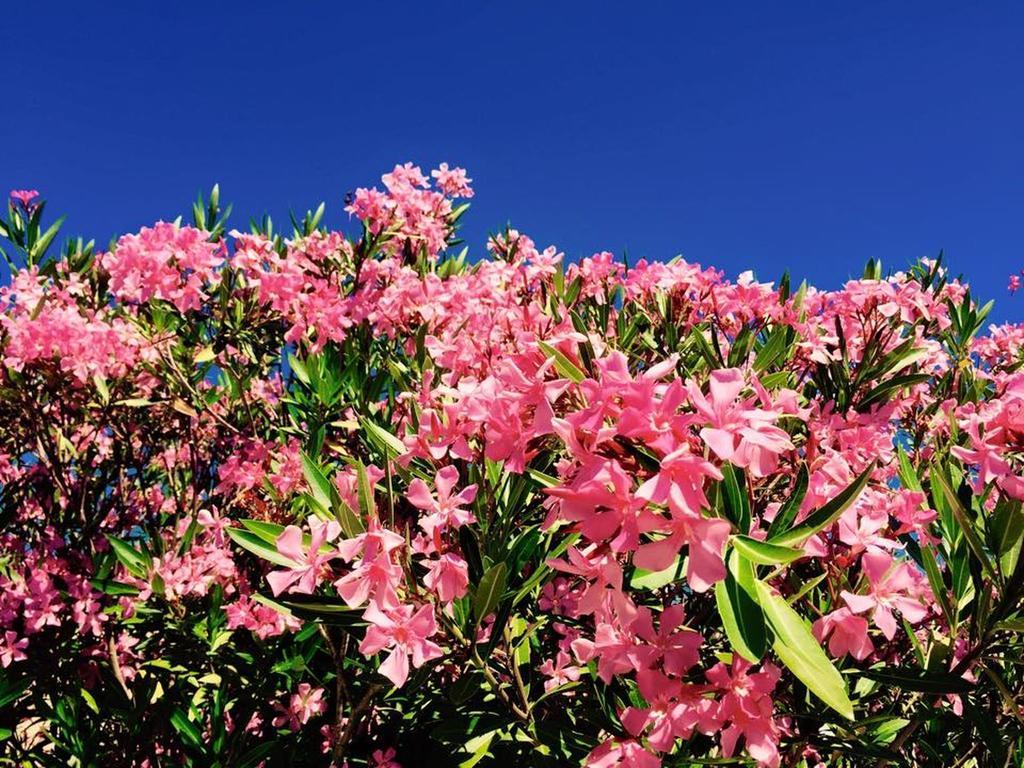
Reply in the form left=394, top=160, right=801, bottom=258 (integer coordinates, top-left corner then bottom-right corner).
left=755, top=580, right=854, bottom=720
left=226, top=526, right=295, bottom=567
left=537, top=340, right=585, bottom=383
left=630, top=556, right=682, bottom=590
left=361, top=418, right=407, bottom=459
left=715, top=552, right=767, bottom=663
left=732, top=535, right=803, bottom=565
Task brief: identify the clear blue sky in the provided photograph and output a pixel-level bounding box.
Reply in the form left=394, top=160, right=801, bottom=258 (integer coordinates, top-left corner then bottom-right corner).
left=3, top=2, right=1022, bottom=320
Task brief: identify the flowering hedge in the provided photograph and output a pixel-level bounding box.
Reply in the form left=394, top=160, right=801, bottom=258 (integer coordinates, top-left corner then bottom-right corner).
left=0, top=167, right=1022, bottom=767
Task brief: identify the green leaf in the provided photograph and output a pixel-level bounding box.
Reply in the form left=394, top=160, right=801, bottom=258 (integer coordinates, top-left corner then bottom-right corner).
left=459, top=731, right=497, bottom=768
left=769, top=463, right=874, bottom=547
left=991, top=498, right=1024, bottom=560
left=537, top=340, right=585, bottom=383
left=895, top=445, right=922, bottom=493
left=239, top=519, right=286, bottom=544
left=995, top=617, right=1024, bottom=632
left=226, top=526, right=295, bottom=567
left=720, top=464, right=750, bottom=532
left=732, top=535, right=803, bottom=565
left=170, top=709, right=204, bottom=750
left=361, top=418, right=407, bottom=459
left=89, top=578, right=140, bottom=597
left=753, top=324, right=792, bottom=372
left=917, top=542, right=955, bottom=629
left=29, top=215, right=65, bottom=261
left=105, top=535, right=151, bottom=579
left=303, top=453, right=364, bottom=536
left=860, top=667, right=973, bottom=694
left=630, top=556, right=682, bottom=590
left=931, top=469, right=996, bottom=581
left=526, top=467, right=559, bottom=488
left=715, top=552, right=767, bottom=662
left=237, top=744, right=277, bottom=768
left=755, top=580, right=854, bottom=719
left=353, top=460, right=374, bottom=531
left=301, top=452, right=335, bottom=512
left=858, top=373, right=931, bottom=410
left=766, top=464, right=808, bottom=540
left=474, top=563, right=508, bottom=622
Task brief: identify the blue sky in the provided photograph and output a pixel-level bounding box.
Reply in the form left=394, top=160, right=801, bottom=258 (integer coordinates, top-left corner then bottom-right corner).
left=3, top=2, right=1022, bottom=320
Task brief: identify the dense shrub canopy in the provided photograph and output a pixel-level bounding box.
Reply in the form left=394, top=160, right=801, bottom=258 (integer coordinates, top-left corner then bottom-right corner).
left=0, top=169, right=1023, bottom=767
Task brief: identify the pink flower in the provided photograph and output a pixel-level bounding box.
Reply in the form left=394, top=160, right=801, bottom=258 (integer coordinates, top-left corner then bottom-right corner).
left=631, top=605, right=702, bottom=676
left=620, top=667, right=714, bottom=751
left=225, top=594, right=300, bottom=639
left=634, top=512, right=731, bottom=594
left=422, top=552, right=469, bottom=604
left=547, top=545, right=625, bottom=616
left=688, top=368, right=794, bottom=478
left=0, top=631, right=28, bottom=667
left=9, top=189, right=39, bottom=210
left=538, top=650, right=582, bottom=693
left=431, top=163, right=474, bottom=198
left=706, top=658, right=782, bottom=768
left=546, top=457, right=664, bottom=553
left=372, top=747, right=402, bottom=768
left=841, top=550, right=930, bottom=639
left=272, top=683, right=326, bottom=731
left=813, top=607, right=874, bottom=660
left=101, top=222, right=224, bottom=313
left=265, top=519, right=341, bottom=596
left=585, top=739, right=662, bottom=768
left=335, top=519, right=406, bottom=609
left=407, top=466, right=477, bottom=539
left=359, top=603, right=443, bottom=688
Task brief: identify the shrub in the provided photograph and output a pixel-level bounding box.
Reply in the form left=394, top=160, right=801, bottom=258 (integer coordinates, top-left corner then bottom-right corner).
left=0, top=170, right=1022, bottom=767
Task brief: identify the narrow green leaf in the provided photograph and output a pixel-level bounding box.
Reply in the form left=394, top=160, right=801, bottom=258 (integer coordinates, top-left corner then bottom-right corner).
left=361, top=418, right=407, bottom=459
left=239, top=519, right=286, bottom=544
left=732, top=535, right=803, bottom=565
left=105, top=535, right=151, bottom=579
left=537, top=340, right=585, bottom=383
left=170, top=709, right=204, bottom=750
left=720, top=464, right=750, bottom=532
left=931, top=469, right=996, bottom=581
left=474, top=563, right=508, bottom=622
left=715, top=553, right=767, bottom=662
left=459, top=731, right=496, bottom=768
left=769, top=463, right=874, bottom=547
left=630, top=556, right=682, bottom=590
left=860, top=667, right=972, bottom=694
left=753, top=324, right=791, bottom=372
left=858, top=373, right=931, bottom=410
left=918, top=542, right=955, bottom=629
left=755, top=580, right=854, bottom=719
left=895, top=445, right=922, bottom=493
left=353, top=460, right=374, bottom=530
left=301, top=452, right=334, bottom=512
left=226, top=527, right=295, bottom=567
left=766, top=464, right=808, bottom=540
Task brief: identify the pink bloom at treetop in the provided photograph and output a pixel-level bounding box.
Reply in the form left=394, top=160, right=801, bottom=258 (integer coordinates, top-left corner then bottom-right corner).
left=9, top=189, right=39, bottom=209
left=0, top=165, right=1020, bottom=765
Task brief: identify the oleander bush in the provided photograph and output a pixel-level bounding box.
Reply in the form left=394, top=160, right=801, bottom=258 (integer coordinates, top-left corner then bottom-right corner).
left=0, top=166, right=1023, bottom=767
